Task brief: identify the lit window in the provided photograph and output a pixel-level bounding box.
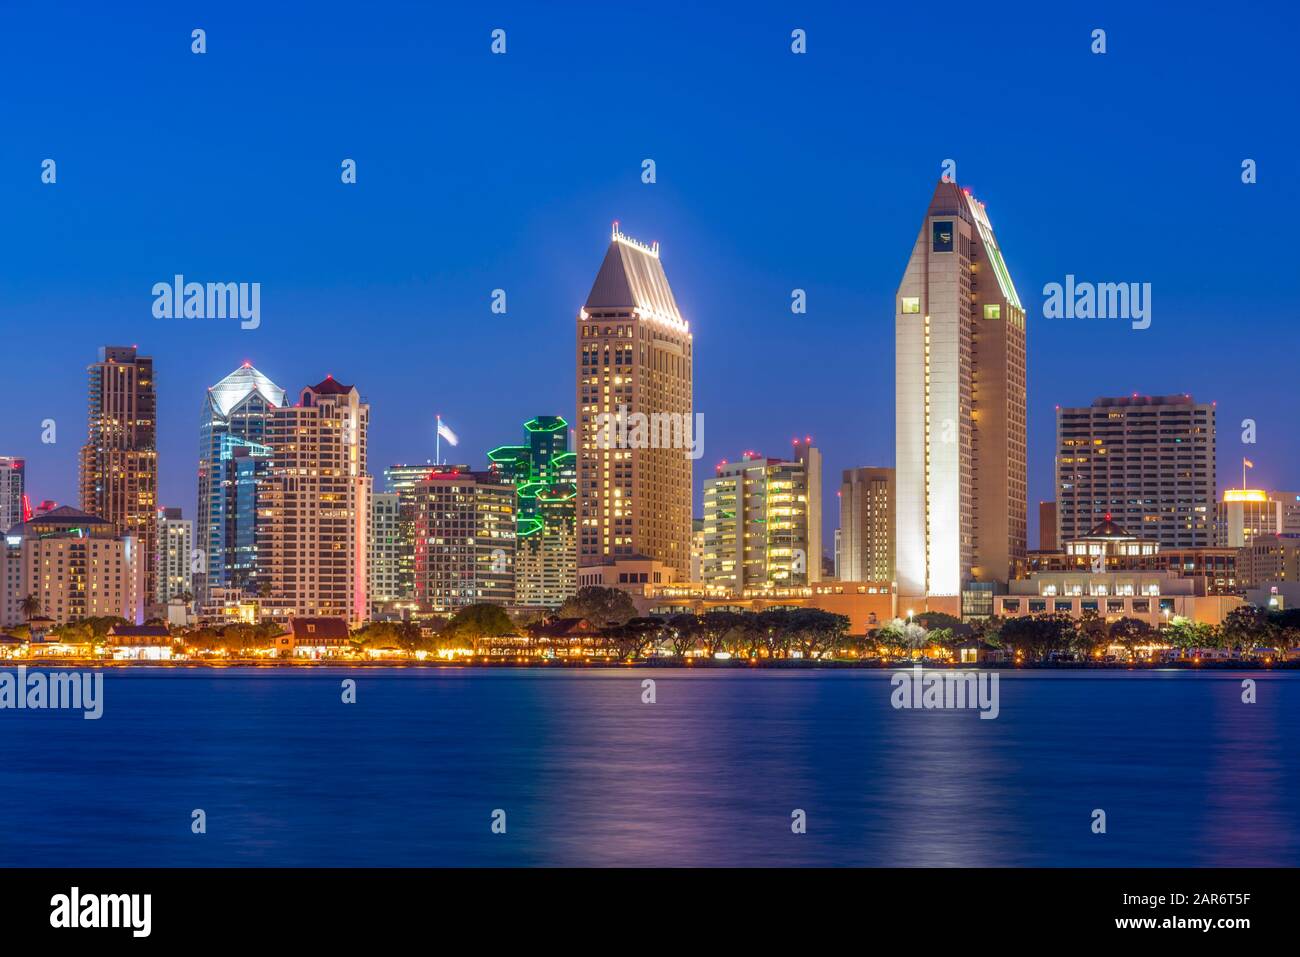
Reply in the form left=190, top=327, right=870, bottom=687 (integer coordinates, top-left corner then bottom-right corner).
left=901, top=297, right=920, bottom=314
left=983, top=304, right=1001, bottom=320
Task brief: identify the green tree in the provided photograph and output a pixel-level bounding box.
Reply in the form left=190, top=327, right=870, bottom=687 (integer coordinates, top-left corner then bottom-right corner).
left=999, top=614, right=1075, bottom=661
left=19, top=593, right=43, bottom=622
left=1221, top=605, right=1272, bottom=650
left=1107, top=617, right=1153, bottom=659
left=664, top=613, right=703, bottom=657
left=1072, top=610, right=1108, bottom=659
left=699, top=611, right=745, bottom=656
left=558, top=586, right=638, bottom=626
left=446, top=603, right=516, bottom=654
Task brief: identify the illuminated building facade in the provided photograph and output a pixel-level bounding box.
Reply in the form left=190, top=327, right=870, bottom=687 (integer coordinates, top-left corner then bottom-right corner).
left=1217, top=488, right=1299, bottom=548
left=384, top=464, right=435, bottom=603
left=79, top=346, right=158, bottom=601
left=839, top=466, right=894, bottom=584
left=197, top=363, right=286, bottom=601
left=257, top=376, right=371, bottom=626
left=154, top=507, right=193, bottom=604
left=702, top=443, right=822, bottom=592
left=487, top=416, right=578, bottom=607
left=1, top=506, right=144, bottom=627
left=895, top=182, right=1027, bottom=600
left=1056, top=394, right=1216, bottom=549
left=0, top=457, right=25, bottom=532
left=369, top=491, right=403, bottom=616
left=412, top=467, right=515, bottom=612
left=577, top=225, right=693, bottom=579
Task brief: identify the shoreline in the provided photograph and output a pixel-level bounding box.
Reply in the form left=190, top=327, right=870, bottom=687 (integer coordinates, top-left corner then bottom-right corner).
left=2, top=657, right=1293, bottom=671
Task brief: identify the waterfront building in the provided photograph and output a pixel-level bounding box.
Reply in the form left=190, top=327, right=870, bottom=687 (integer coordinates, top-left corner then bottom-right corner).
left=257, top=376, right=371, bottom=626
left=1026, top=516, right=1239, bottom=595
left=577, top=224, right=693, bottom=579
left=154, top=507, right=193, bottom=605
left=369, top=491, right=404, bottom=617
left=839, top=466, right=894, bottom=584
left=999, top=571, right=1239, bottom=628
left=645, top=580, right=895, bottom=636
left=1237, top=532, right=1300, bottom=589
left=895, top=181, right=1027, bottom=604
left=1056, top=394, right=1216, bottom=549
left=411, top=466, right=515, bottom=612
left=487, top=415, right=578, bottom=608
left=197, top=362, right=286, bottom=602
left=384, top=463, right=437, bottom=603
left=0, top=505, right=144, bottom=627
left=79, top=346, right=158, bottom=599
left=701, top=442, right=822, bottom=592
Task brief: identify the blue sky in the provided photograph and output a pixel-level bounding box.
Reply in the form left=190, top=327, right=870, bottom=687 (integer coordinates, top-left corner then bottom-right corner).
left=2, top=0, right=1297, bottom=549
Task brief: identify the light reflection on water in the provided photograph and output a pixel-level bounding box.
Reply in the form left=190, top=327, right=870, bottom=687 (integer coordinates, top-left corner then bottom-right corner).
left=0, top=668, right=1294, bottom=867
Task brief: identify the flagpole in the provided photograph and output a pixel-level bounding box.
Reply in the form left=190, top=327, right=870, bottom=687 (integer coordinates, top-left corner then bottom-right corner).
left=436, top=415, right=441, bottom=466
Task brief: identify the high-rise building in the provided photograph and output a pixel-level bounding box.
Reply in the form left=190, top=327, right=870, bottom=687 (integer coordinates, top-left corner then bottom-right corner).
left=411, top=466, right=515, bottom=612
left=0, top=457, right=25, bottom=531
left=154, top=507, right=193, bottom=604
left=1038, top=501, right=1058, bottom=551
left=1, top=506, right=144, bottom=627
left=384, top=464, right=435, bottom=603
left=257, top=376, right=371, bottom=626
left=701, top=443, right=822, bottom=592
left=1056, top=394, right=1216, bottom=549
left=369, top=491, right=403, bottom=616
left=839, top=466, right=894, bottom=584
left=577, top=224, right=693, bottom=578
left=79, top=346, right=158, bottom=600
left=197, top=363, right=286, bottom=601
left=1217, top=488, right=1298, bottom=547
left=487, top=416, right=578, bottom=607
left=895, top=182, right=1027, bottom=599
left=1237, top=533, right=1300, bottom=589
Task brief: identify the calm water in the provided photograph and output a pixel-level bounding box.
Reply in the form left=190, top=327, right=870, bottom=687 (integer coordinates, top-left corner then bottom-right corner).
left=1, top=667, right=1295, bottom=867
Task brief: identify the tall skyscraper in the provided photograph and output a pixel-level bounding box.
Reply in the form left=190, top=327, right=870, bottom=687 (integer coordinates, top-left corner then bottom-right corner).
left=577, top=224, right=693, bottom=578
left=369, top=491, right=403, bottom=616
left=79, top=346, right=159, bottom=600
left=197, top=363, right=286, bottom=601
left=701, top=443, right=822, bottom=592
left=0, top=457, right=25, bottom=531
left=488, top=416, right=578, bottom=607
left=154, top=506, right=193, bottom=604
left=839, top=466, right=894, bottom=583
left=258, top=376, right=371, bottom=625
left=412, top=466, right=515, bottom=612
left=895, top=182, right=1027, bottom=600
left=1056, top=394, right=1216, bottom=549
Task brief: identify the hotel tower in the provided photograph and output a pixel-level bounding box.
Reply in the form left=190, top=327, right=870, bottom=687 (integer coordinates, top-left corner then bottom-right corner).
left=576, top=225, right=693, bottom=579
left=895, top=181, right=1027, bottom=604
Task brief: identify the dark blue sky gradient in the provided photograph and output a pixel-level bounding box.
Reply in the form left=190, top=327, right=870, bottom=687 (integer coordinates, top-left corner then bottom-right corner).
left=2, top=1, right=1297, bottom=547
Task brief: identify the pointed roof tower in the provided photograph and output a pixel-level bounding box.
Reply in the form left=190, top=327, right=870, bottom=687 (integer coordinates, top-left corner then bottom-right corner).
left=205, top=363, right=288, bottom=420
left=584, top=223, right=687, bottom=331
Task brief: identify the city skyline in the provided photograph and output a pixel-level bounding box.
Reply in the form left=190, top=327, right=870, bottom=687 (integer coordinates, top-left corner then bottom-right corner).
left=4, top=6, right=1298, bottom=551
